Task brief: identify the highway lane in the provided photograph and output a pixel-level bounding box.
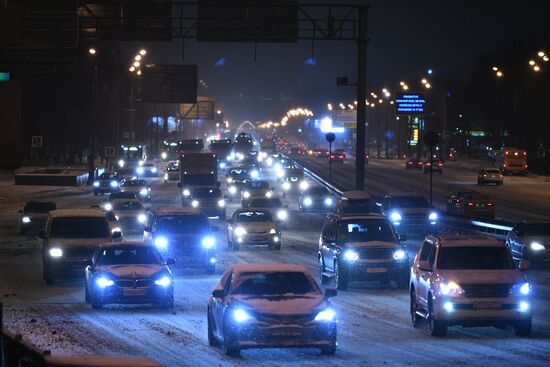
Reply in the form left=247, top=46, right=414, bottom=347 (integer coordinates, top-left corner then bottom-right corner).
left=294, top=156, right=550, bottom=222
left=0, top=166, right=549, bottom=366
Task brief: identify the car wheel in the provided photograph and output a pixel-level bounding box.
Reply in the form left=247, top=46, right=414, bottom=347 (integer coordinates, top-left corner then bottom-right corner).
left=514, top=319, right=532, bottom=337
left=207, top=308, right=218, bottom=347
left=428, top=299, right=447, bottom=337
left=222, top=329, right=240, bottom=356
left=91, top=292, right=103, bottom=310
left=410, top=289, right=422, bottom=328
left=159, top=294, right=174, bottom=309
left=320, top=344, right=337, bottom=355
left=334, top=262, right=348, bottom=291
left=319, top=256, right=330, bottom=285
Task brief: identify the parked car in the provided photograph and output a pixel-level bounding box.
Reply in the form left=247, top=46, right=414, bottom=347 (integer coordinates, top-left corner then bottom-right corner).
left=477, top=168, right=504, bottom=185
left=318, top=213, right=409, bottom=290
left=207, top=263, right=337, bottom=356
left=446, top=191, right=495, bottom=218
left=410, top=235, right=533, bottom=337
left=506, top=221, right=550, bottom=263
left=19, top=201, right=57, bottom=235
left=84, top=242, right=174, bottom=309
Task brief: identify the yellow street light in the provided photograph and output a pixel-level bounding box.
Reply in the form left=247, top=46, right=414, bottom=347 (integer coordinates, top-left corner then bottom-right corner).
left=421, top=78, right=428, bottom=84
left=327, top=103, right=333, bottom=111
left=492, top=66, right=498, bottom=71
left=389, top=100, right=395, bottom=105
left=399, top=81, right=405, bottom=86
left=402, top=84, right=409, bottom=90
left=529, top=60, right=536, bottom=66
left=136, top=70, right=142, bottom=75
left=88, top=48, right=97, bottom=55
left=139, top=49, right=147, bottom=56
left=348, top=104, right=354, bottom=109
left=543, top=55, right=549, bottom=62
left=378, top=99, right=383, bottom=104
left=353, top=100, right=358, bottom=105
left=538, top=51, right=545, bottom=57
left=496, top=71, right=503, bottom=78
left=382, top=88, right=388, bottom=94
left=129, top=66, right=136, bottom=72
left=133, top=61, right=140, bottom=67
left=135, top=55, right=142, bottom=61
left=533, top=65, right=541, bottom=72
left=425, top=83, right=432, bottom=89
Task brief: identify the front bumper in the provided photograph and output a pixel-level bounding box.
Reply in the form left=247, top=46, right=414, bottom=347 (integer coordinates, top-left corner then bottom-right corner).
left=157, top=247, right=216, bottom=267
left=227, top=321, right=336, bottom=349
left=235, top=233, right=280, bottom=246
left=432, top=296, right=533, bottom=326
left=94, top=186, right=119, bottom=194
left=343, top=260, right=409, bottom=281
left=93, top=284, right=173, bottom=305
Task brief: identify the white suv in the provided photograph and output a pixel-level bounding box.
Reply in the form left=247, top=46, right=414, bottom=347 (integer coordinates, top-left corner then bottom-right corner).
left=409, top=235, right=533, bottom=337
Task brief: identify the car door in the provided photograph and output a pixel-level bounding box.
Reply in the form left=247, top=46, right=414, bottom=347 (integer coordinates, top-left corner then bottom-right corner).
left=320, top=219, right=337, bottom=271
left=509, top=222, right=525, bottom=258
left=212, top=271, right=232, bottom=338
left=227, top=212, right=237, bottom=242
left=414, top=241, right=435, bottom=310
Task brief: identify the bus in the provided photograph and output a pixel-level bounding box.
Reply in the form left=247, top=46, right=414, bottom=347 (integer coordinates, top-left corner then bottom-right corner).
left=495, top=147, right=528, bottom=175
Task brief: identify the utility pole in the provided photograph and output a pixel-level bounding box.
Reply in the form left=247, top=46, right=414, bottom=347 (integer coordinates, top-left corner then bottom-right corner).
left=355, top=5, right=370, bottom=190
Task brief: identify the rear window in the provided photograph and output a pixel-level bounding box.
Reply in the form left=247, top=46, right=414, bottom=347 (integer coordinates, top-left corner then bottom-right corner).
left=50, top=217, right=110, bottom=238
left=24, top=202, right=57, bottom=213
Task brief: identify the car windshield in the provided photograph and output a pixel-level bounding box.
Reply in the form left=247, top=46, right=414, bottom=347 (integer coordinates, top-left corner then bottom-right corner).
left=109, top=192, right=136, bottom=200
left=123, top=180, right=146, bottom=187
left=232, top=271, right=318, bottom=296
left=50, top=217, right=110, bottom=238
left=167, top=165, right=179, bottom=171
left=437, top=246, right=515, bottom=270
left=524, top=223, right=550, bottom=236
left=230, top=168, right=247, bottom=175
left=286, top=169, right=303, bottom=176
left=485, top=169, right=500, bottom=174
left=246, top=181, right=269, bottom=189
left=248, top=199, right=282, bottom=208
left=236, top=211, right=273, bottom=222
left=338, top=219, right=396, bottom=242
left=393, top=197, right=429, bottom=208
left=97, top=247, right=163, bottom=265
left=113, top=201, right=143, bottom=211
left=104, top=211, right=117, bottom=221
left=309, top=187, right=329, bottom=196
left=156, top=214, right=209, bottom=233
left=340, top=202, right=381, bottom=214
left=24, top=202, right=56, bottom=213
left=100, top=173, right=118, bottom=180
left=193, top=188, right=222, bottom=198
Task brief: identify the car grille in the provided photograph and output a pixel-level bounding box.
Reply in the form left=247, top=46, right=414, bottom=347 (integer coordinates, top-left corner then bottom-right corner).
left=461, top=284, right=512, bottom=298
left=401, top=213, right=429, bottom=224
left=115, top=279, right=154, bottom=288
left=254, top=312, right=317, bottom=325
left=358, top=247, right=395, bottom=260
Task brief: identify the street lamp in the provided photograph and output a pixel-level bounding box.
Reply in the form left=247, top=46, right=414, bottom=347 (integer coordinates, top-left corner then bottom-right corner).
left=135, top=55, right=142, bottom=61
left=129, top=66, right=135, bottom=72
left=139, top=49, right=147, bottom=56
left=136, top=70, right=142, bottom=75
left=133, top=61, right=140, bottom=67
left=88, top=48, right=97, bottom=55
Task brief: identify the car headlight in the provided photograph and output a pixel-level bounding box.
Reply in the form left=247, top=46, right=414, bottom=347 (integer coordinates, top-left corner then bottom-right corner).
left=299, top=181, right=309, bottom=191
left=234, top=227, right=247, bottom=236
left=161, top=152, right=167, bottom=160
left=154, top=276, right=172, bottom=287
left=137, top=214, right=147, bottom=223
left=191, top=200, right=199, bottom=208
left=243, top=191, right=250, bottom=199
left=393, top=250, right=407, bottom=260
left=118, top=159, right=125, bottom=167
left=277, top=170, right=285, bottom=178
left=269, top=228, right=277, bottom=234
left=22, top=216, right=31, bottom=223
left=267, top=157, right=273, bottom=166
left=530, top=242, right=545, bottom=251
left=49, top=248, right=63, bottom=257
left=202, top=236, right=216, bottom=249
left=183, top=189, right=191, bottom=197
left=151, top=167, right=158, bottom=173
left=343, top=250, right=359, bottom=261
left=103, top=203, right=113, bottom=211
left=314, top=308, right=336, bottom=322
left=138, top=160, right=144, bottom=166
left=439, top=281, right=464, bottom=296
left=218, top=199, right=225, bottom=207
left=283, top=182, right=291, bottom=190
left=277, top=210, right=287, bottom=220
left=228, top=185, right=237, bottom=194
left=111, top=226, right=121, bottom=234
left=250, top=170, right=259, bottom=178
left=136, top=167, right=144, bottom=175
left=139, top=188, right=148, bottom=196
left=429, top=212, right=438, bottom=221
left=511, top=282, right=531, bottom=296
left=163, top=173, right=168, bottom=180
left=93, top=181, right=100, bottom=187
left=265, top=191, right=273, bottom=198
left=110, top=180, right=118, bottom=188
left=96, top=276, right=114, bottom=288
left=226, top=177, right=233, bottom=183
left=232, top=308, right=251, bottom=323
left=154, top=236, right=168, bottom=249
left=390, top=211, right=402, bottom=222
left=219, top=162, right=226, bottom=169
left=324, top=197, right=333, bottom=206
left=303, top=197, right=313, bottom=206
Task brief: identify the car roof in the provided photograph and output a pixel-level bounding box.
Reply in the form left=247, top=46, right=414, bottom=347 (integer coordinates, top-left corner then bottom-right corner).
left=49, top=209, right=106, bottom=218
left=151, top=207, right=202, bottom=215
left=430, top=235, right=503, bottom=248
left=229, top=263, right=309, bottom=274
left=332, top=213, right=386, bottom=220
left=342, top=190, right=371, bottom=200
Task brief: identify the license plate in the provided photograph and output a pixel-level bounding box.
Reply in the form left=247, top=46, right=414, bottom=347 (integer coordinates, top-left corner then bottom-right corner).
left=473, top=302, right=501, bottom=309
left=123, top=289, right=147, bottom=296
left=367, top=267, right=387, bottom=273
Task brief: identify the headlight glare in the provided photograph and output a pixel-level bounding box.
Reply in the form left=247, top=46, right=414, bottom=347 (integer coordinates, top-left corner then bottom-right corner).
left=530, top=242, right=545, bottom=251
left=439, top=281, right=464, bottom=296
left=49, top=248, right=63, bottom=257
left=22, top=216, right=31, bottom=223
left=343, top=250, right=359, bottom=261
left=234, top=227, right=247, bottom=236
left=161, top=152, right=167, bottom=159
left=228, top=185, right=237, bottom=194
left=283, top=182, right=291, bottom=190
left=191, top=200, right=199, bottom=208
left=96, top=277, right=114, bottom=288
left=277, top=210, right=287, bottom=220
left=136, top=167, right=144, bottom=175
left=137, top=214, right=147, bottom=223
left=154, top=236, right=168, bottom=249
left=118, top=159, right=124, bottom=167
left=429, top=212, right=438, bottom=221
left=232, top=308, right=251, bottom=323
left=303, top=197, right=313, bottom=206
left=299, top=181, right=309, bottom=190
left=183, top=189, right=190, bottom=196
left=390, top=211, right=402, bottom=222
left=314, top=308, right=336, bottom=322
left=269, top=228, right=277, bottom=234
left=93, top=181, right=100, bottom=187
left=324, top=197, right=333, bottom=206
left=243, top=191, right=250, bottom=198
left=154, top=276, right=172, bottom=287
left=110, top=180, right=118, bottom=188
left=202, top=236, right=216, bottom=249
left=103, top=203, right=112, bottom=211
left=393, top=250, right=407, bottom=260
left=139, top=188, right=148, bottom=196
left=218, top=199, right=225, bottom=207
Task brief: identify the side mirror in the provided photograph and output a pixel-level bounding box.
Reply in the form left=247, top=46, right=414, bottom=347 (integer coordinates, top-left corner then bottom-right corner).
left=212, top=289, right=225, bottom=299
left=398, top=233, right=407, bottom=242
left=38, top=230, right=46, bottom=239
left=211, top=226, right=220, bottom=232
left=165, top=258, right=176, bottom=266
left=112, top=231, right=122, bottom=240
left=518, top=260, right=532, bottom=271
left=143, top=226, right=151, bottom=232
left=324, top=288, right=337, bottom=298
left=417, top=260, right=432, bottom=272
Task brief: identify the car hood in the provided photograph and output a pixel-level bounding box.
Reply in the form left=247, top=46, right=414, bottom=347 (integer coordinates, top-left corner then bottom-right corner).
left=437, top=269, right=525, bottom=284
left=230, top=293, right=327, bottom=315
left=97, top=264, right=165, bottom=278
left=347, top=240, right=398, bottom=249
left=393, top=207, right=431, bottom=215
left=122, top=187, right=144, bottom=193
left=521, top=236, right=550, bottom=246
left=49, top=238, right=111, bottom=247
left=237, top=222, right=276, bottom=231
left=113, top=210, right=143, bottom=218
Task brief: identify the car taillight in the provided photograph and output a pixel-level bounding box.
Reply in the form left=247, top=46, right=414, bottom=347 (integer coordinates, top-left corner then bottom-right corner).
left=523, top=151, right=527, bottom=156
left=438, top=163, right=443, bottom=166
left=503, top=164, right=507, bottom=167
left=330, top=155, right=335, bottom=158
left=407, top=162, right=412, bottom=165
left=338, top=155, right=343, bottom=158
left=500, top=174, right=503, bottom=177
left=524, top=164, right=528, bottom=168
left=487, top=202, right=494, bottom=206
left=483, top=174, right=487, bottom=177
left=426, top=162, right=431, bottom=166
left=467, top=202, right=474, bottom=206
left=418, top=162, right=423, bottom=165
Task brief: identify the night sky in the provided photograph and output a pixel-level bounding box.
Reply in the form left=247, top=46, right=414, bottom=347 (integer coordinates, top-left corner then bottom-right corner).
left=135, top=0, right=549, bottom=125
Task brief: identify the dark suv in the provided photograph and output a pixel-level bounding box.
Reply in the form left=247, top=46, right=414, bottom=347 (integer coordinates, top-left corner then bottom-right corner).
left=318, top=214, right=409, bottom=290
left=380, top=194, right=438, bottom=233
left=19, top=201, right=57, bottom=235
